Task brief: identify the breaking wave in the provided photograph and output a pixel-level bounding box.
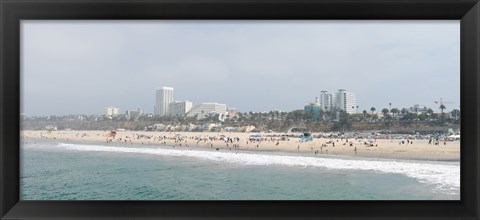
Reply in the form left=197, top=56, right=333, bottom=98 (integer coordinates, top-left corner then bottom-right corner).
left=53, top=143, right=460, bottom=194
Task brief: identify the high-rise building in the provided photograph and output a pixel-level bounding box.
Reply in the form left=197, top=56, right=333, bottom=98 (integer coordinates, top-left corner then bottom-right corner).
left=319, top=89, right=356, bottom=114
left=105, top=106, right=120, bottom=117
left=154, top=87, right=174, bottom=116
left=169, top=100, right=193, bottom=116
left=335, top=89, right=357, bottom=114
left=186, top=102, right=227, bottom=119
left=320, top=91, right=337, bottom=112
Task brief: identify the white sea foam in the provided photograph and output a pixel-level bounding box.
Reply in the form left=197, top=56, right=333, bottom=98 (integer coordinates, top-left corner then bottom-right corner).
left=54, top=143, right=459, bottom=194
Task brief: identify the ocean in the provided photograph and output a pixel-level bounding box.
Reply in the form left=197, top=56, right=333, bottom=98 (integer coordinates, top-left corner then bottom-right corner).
left=20, top=139, right=460, bottom=200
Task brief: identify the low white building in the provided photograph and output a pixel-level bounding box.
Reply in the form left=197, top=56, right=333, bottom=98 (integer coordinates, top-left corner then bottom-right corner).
left=186, top=102, right=227, bottom=119
left=126, top=108, right=143, bottom=118
left=169, top=100, right=193, bottom=116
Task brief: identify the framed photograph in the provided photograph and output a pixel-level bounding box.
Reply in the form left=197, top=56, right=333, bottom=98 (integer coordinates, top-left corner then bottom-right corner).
left=1, top=0, right=479, bottom=219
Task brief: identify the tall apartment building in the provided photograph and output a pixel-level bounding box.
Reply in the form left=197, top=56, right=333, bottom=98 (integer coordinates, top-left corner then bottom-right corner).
left=320, top=91, right=337, bottom=112
left=169, top=100, right=193, bottom=116
left=154, top=87, right=174, bottom=116
left=319, top=89, right=356, bottom=114
left=105, top=106, right=120, bottom=117
left=186, top=102, right=227, bottom=119
left=336, top=89, right=357, bottom=114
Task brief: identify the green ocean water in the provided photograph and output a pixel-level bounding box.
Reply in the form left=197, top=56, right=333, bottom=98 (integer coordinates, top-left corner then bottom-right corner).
left=20, top=139, right=460, bottom=200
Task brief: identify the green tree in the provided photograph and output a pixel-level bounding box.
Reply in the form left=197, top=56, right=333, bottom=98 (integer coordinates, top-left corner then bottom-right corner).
left=401, top=112, right=417, bottom=122
left=451, top=109, right=460, bottom=121
left=302, top=111, right=314, bottom=121
left=390, top=108, right=399, bottom=119
left=370, top=107, right=376, bottom=122
left=439, top=104, right=446, bottom=121
left=417, top=113, right=429, bottom=121
left=319, top=109, right=325, bottom=121
left=332, top=110, right=352, bottom=131
left=381, top=108, right=389, bottom=120
left=362, top=110, right=368, bottom=121
left=427, top=108, right=434, bottom=115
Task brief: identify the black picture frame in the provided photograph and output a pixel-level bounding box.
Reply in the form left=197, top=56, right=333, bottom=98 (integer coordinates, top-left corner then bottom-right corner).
left=1, top=0, right=479, bottom=219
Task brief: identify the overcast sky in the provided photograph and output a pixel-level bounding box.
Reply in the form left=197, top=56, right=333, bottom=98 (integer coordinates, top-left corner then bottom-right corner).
left=21, top=20, right=460, bottom=116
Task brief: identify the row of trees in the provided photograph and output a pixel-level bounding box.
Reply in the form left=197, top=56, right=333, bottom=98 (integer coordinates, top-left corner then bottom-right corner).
left=22, top=105, right=460, bottom=132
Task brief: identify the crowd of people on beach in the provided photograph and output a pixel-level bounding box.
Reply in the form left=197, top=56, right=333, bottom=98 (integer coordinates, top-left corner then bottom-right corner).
left=21, top=130, right=457, bottom=158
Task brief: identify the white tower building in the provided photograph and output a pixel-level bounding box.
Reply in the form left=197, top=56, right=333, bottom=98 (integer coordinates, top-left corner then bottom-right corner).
left=105, top=106, right=120, bottom=117
left=155, top=87, right=174, bottom=116
left=336, top=89, right=357, bottom=114
left=320, top=91, right=337, bottom=112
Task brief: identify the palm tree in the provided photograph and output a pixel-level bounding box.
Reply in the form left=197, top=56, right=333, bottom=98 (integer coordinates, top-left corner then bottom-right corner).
left=381, top=108, right=389, bottom=120
left=362, top=110, right=368, bottom=120
left=439, top=104, right=446, bottom=113
left=370, top=107, right=376, bottom=122
left=440, top=104, right=446, bottom=120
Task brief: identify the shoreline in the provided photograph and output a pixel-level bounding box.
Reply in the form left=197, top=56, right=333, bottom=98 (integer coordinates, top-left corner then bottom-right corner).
left=21, top=130, right=460, bottom=162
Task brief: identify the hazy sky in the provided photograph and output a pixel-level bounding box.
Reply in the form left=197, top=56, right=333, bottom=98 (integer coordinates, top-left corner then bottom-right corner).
left=21, top=20, right=460, bottom=116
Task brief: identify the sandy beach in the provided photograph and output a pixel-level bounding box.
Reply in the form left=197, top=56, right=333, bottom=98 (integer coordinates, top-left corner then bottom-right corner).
left=20, top=130, right=460, bottom=161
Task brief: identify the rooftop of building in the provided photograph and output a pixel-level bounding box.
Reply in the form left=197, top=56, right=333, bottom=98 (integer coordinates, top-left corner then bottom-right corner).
left=156, top=86, right=174, bottom=90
